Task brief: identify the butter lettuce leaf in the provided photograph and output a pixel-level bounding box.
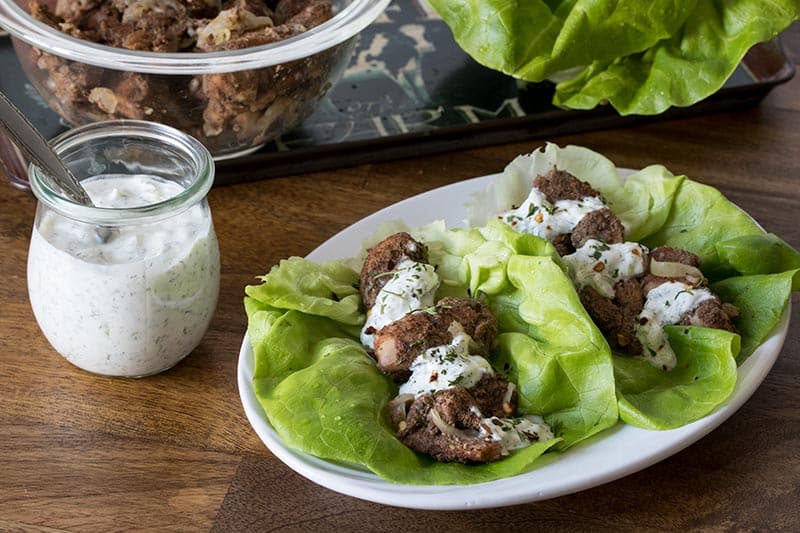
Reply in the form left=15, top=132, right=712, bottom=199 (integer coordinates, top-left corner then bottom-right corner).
left=614, top=326, right=739, bottom=429
left=642, top=179, right=764, bottom=276
left=715, top=235, right=800, bottom=290
left=490, top=255, right=619, bottom=448
left=245, top=257, right=363, bottom=326
left=427, top=0, right=800, bottom=115
left=554, top=0, right=800, bottom=114
left=712, top=271, right=797, bottom=363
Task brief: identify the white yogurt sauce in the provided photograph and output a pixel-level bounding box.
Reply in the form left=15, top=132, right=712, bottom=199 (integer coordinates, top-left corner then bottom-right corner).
left=635, top=281, right=714, bottom=370
left=497, top=187, right=606, bottom=241
left=27, top=174, right=220, bottom=377
left=478, top=412, right=555, bottom=453
left=360, top=259, right=439, bottom=349
left=562, top=239, right=649, bottom=298
left=399, top=331, right=494, bottom=397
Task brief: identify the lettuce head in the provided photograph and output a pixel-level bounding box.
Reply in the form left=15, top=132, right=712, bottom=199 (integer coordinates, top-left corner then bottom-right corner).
left=426, top=0, right=800, bottom=115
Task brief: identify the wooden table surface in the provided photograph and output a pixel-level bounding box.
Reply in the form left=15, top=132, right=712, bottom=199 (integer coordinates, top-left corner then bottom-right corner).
left=2, top=25, right=799, bottom=532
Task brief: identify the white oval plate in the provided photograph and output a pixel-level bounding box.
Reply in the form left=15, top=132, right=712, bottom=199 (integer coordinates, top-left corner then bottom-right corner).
left=237, top=173, right=790, bottom=510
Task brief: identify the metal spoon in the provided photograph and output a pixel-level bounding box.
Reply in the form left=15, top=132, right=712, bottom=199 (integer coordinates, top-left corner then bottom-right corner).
left=0, top=90, right=94, bottom=206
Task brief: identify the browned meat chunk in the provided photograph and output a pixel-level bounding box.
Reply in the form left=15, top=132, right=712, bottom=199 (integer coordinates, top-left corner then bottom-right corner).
left=359, top=232, right=429, bottom=309
left=273, top=0, right=330, bottom=25
left=641, top=245, right=738, bottom=339
left=436, top=297, right=497, bottom=352
left=224, top=0, right=273, bottom=16
left=570, top=207, right=626, bottom=249
left=579, top=286, right=621, bottom=333
left=469, top=373, right=517, bottom=418
left=372, top=311, right=450, bottom=379
left=33, top=52, right=103, bottom=115
left=394, top=388, right=505, bottom=464
left=679, top=298, right=739, bottom=333
left=580, top=278, right=644, bottom=354
left=552, top=233, right=575, bottom=256
left=614, top=278, right=645, bottom=352
left=650, top=246, right=701, bottom=267
left=28, top=1, right=60, bottom=29
left=372, top=297, right=497, bottom=378
left=533, top=168, right=601, bottom=202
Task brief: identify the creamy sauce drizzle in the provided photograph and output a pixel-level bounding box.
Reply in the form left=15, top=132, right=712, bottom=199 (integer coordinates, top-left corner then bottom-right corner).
left=401, top=330, right=554, bottom=454
left=635, top=281, right=714, bottom=370
left=563, top=239, right=649, bottom=298
left=497, top=187, right=606, bottom=240
left=359, top=259, right=439, bottom=349
left=477, top=411, right=555, bottom=453
left=399, top=331, right=493, bottom=396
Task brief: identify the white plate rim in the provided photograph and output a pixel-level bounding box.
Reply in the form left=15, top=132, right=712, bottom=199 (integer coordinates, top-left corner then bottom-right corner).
left=237, top=172, right=790, bottom=510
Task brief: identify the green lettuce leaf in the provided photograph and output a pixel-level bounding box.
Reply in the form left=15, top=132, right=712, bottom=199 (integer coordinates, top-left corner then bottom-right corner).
left=427, top=0, right=800, bottom=115
left=614, top=326, right=739, bottom=430
left=426, top=0, right=696, bottom=83
left=245, top=257, right=363, bottom=326
left=642, top=179, right=765, bottom=277
left=554, top=0, right=800, bottom=114
left=715, top=234, right=800, bottom=290
left=490, top=255, right=618, bottom=448
left=712, top=271, right=797, bottom=362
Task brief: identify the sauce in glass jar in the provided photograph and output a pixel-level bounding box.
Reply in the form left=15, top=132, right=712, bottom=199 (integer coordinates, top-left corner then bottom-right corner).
left=27, top=120, right=220, bottom=377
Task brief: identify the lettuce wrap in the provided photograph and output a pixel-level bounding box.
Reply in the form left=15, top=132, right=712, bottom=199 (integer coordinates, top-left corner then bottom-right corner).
left=465, top=143, right=799, bottom=429
left=426, top=0, right=800, bottom=115
left=245, top=221, right=620, bottom=484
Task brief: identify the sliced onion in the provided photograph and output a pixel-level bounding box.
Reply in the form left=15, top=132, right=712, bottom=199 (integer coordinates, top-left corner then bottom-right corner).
left=649, top=259, right=704, bottom=284
left=500, top=384, right=516, bottom=415
left=388, top=394, right=415, bottom=423
left=428, top=408, right=479, bottom=440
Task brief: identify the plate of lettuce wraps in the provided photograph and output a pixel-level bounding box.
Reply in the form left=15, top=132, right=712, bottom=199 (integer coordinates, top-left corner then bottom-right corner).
left=239, top=143, right=799, bottom=509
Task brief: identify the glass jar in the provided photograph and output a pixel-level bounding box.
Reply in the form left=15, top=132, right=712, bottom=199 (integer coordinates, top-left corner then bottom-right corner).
left=27, top=120, right=220, bottom=377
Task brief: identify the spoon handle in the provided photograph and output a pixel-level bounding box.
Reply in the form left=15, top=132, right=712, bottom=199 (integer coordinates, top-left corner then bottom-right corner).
left=0, top=90, right=94, bottom=206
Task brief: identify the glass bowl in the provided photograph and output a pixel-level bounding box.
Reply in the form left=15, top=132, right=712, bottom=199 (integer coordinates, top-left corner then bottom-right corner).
left=0, top=0, right=389, bottom=159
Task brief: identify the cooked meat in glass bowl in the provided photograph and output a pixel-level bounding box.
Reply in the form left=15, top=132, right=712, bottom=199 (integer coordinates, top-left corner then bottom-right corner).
left=0, top=0, right=389, bottom=158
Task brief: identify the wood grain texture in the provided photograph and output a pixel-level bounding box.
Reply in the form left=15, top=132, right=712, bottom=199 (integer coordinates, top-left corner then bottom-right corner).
left=1, top=23, right=799, bottom=532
